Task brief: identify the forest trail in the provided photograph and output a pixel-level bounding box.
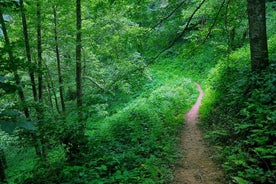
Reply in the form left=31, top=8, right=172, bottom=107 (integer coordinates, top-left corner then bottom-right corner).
left=173, top=83, right=224, bottom=184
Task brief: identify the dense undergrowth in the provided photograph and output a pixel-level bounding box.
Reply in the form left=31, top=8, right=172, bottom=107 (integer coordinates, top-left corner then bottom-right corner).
left=4, top=60, right=196, bottom=184
left=200, top=35, right=276, bottom=184
left=2, top=1, right=275, bottom=183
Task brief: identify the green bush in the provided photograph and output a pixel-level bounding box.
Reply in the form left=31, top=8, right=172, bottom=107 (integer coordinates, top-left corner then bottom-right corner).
left=84, top=80, right=195, bottom=183
left=14, top=73, right=195, bottom=183
left=201, top=47, right=276, bottom=184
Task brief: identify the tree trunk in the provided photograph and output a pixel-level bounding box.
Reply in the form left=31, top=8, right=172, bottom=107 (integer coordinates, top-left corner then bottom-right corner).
left=61, top=0, right=87, bottom=164
left=46, top=81, right=55, bottom=115
left=45, top=64, right=61, bottom=114
left=37, top=0, right=43, bottom=111
left=20, top=0, right=47, bottom=159
left=0, top=148, right=7, bottom=183
left=247, top=0, right=269, bottom=71
left=76, top=0, right=83, bottom=125
left=53, top=5, right=66, bottom=115
left=36, top=0, right=47, bottom=161
left=20, top=0, right=38, bottom=103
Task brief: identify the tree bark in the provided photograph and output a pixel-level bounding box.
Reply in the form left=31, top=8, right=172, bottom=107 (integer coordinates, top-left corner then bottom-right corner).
left=62, top=0, right=86, bottom=163
left=45, top=64, right=61, bottom=114
left=37, top=0, right=43, bottom=110
left=36, top=0, right=47, bottom=161
left=53, top=5, right=66, bottom=115
left=46, top=81, right=55, bottom=115
left=20, top=0, right=47, bottom=159
left=19, top=0, right=38, bottom=103
left=76, top=0, right=83, bottom=125
left=247, top=0, right=269, bottom=71
left=0, top=148, right=7, bottom=183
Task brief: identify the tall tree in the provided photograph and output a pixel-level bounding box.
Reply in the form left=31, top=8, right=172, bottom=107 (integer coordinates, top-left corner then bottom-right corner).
left=53, top=4, right=66, bottom=115
left=247, top=0, right=269, bottom=71
left=37, top=0, right=43, bottom=112
left=76, top=0, right=83, bottom=125
left=35, top=0, right=47, bottom=161
left=20, top=0, right=47, bottom=159
left=19, top=0, right=38, bottom=103
left=61, top=0, right=86, bottom=163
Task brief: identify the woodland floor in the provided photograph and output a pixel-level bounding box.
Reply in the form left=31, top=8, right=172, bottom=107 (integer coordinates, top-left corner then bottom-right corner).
left=173, top=83, right=225, bottom=184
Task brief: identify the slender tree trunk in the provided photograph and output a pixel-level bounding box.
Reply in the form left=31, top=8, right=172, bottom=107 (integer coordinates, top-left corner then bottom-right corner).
left=62, top=0, right=87, bottom=163
left=34, top=145, right=42, bottom=157
left=19, top=0, right=38, bottom=102
left=0, top=148, right=7, bottom=183
left=247, top=0, right=269, bottom=71
left=37, top=0, right=43, bottom=110
left=53, top=5, right=66, bottom=115
left=52, top=83, right=61, bottom=115
left=46, top=81, right=55, bottom=115
left=0, top=8, right=30, bottom=118
left=45, top=64, right=61, bottom=114
left=76, top=0, right=83, bottom=125
left=20, top=0, right=46, bottom=159
left=36, top=0, right=47, bottom=161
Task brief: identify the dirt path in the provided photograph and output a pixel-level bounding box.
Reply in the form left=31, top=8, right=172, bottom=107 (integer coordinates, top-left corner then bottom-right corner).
left=173, top=83, right=224, bottom=184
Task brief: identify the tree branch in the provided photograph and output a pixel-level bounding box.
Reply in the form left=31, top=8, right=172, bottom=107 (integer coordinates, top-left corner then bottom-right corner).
left=200, top=0, right=226, bottom=45
left=83, top=76, right=114, bottom=95
left=188, top=0, right=227, bottom=54
left=148, top=0, right=186, bottom=33
left=151, top=0, right=208, bottom=62
left=82, top=76, right=105, bottom=91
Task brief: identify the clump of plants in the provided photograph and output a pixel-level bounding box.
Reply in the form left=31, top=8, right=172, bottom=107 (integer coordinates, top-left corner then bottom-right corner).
left=200, top=47, right=276, bottom=183
left=14, top=77, right=195, bottom=184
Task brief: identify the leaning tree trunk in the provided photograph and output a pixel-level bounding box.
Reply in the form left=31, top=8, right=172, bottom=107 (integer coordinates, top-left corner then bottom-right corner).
left=45, top=64, right=61, bottom=114
left=53, top=5, right=66, bottom=115
left=247, top=0, right=269, bottom=71
left=20, top=0, right=38, bottom=102
left=20, top=0, right=43, bottom=157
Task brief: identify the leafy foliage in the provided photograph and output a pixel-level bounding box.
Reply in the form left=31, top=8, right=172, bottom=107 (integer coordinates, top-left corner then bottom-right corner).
left=1, top=0, right=276, bottom=183
left=200, top=36, right=276, bottom=183
left=14, top=77, right=195, bottom=184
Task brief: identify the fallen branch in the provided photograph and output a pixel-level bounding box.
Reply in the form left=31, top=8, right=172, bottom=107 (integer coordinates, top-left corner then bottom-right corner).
left=82, top=76, right=114, bottom=95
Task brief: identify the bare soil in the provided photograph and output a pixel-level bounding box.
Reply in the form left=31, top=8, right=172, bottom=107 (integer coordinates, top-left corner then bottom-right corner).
left=173, top=83, right=224, bottom=184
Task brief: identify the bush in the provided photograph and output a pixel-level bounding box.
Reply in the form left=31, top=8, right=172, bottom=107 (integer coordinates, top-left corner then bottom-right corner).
left=85, top=80, right=195, bottom=183
left=201, top=59, right=276, bottom=184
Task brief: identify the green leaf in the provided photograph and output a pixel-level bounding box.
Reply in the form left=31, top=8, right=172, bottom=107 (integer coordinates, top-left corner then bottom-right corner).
left=0, top=120, right=36, bottom=133
left=16, top=121, right=36, bottom=131
left=0, top=121, right=16, bottom=133
left=0, top=76, right=17, bottom=94
left=232, top=176, right=251, bottom=184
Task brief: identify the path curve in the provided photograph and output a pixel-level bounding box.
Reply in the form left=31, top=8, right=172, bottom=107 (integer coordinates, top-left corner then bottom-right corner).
left=173, top=82, right=224, bottom=184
